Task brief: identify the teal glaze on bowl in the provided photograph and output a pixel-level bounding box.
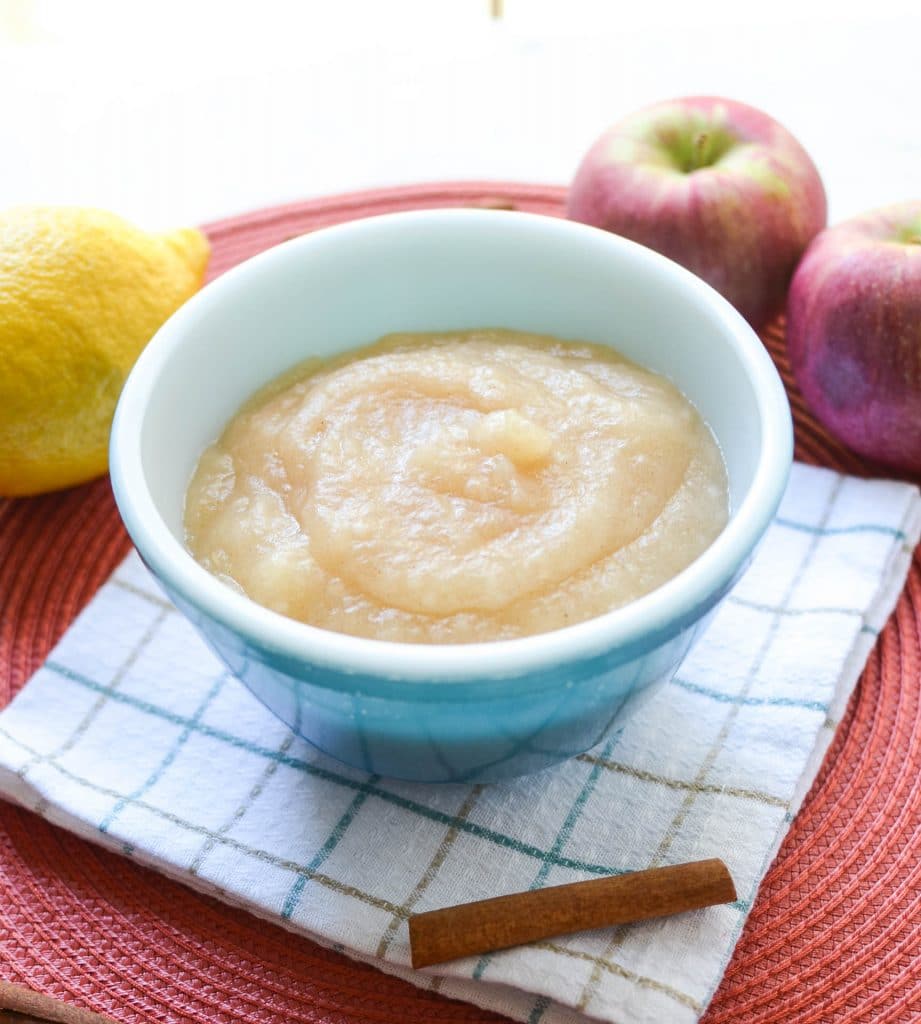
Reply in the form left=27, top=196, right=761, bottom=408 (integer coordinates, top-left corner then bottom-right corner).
left=111, top=210, right=792, bottom=782
left=163, top=579, right=730, bottom=782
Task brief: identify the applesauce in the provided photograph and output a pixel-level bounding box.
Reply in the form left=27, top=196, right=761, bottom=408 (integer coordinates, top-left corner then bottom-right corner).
left=184, top=330, right=728, bottom=643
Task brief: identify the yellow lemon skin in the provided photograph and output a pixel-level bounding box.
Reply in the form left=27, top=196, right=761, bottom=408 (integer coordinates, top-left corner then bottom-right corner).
left=0, top=206, right=210, bottom=496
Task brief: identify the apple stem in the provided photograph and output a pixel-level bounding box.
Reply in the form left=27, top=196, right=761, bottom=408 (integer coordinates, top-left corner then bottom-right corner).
left=691, top=132, right=710, bottom=171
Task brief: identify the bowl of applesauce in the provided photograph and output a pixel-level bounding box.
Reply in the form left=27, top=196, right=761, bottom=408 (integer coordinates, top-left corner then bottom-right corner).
left=110, top=210, right=792, bottom=782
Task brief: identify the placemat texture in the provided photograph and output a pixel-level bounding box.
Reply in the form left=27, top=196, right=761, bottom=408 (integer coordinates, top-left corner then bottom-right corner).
left=2, top=184, right=920, bottom=1024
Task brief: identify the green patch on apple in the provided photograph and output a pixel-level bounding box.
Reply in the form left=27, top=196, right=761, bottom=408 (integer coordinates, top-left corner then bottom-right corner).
left=657, top=123, right=737, bottom=174
left=740, top=159, right=793, bottom=200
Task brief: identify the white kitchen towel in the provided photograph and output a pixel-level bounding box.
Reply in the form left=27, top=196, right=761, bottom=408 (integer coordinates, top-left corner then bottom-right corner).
left=1, top=462, right=918, bottom=1024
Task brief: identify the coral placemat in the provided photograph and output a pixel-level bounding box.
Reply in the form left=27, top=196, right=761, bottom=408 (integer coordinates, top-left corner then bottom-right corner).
left=1, top=183, right=918, bottom=1024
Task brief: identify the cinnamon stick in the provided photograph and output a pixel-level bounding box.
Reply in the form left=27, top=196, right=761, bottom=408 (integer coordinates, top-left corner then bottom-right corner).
left=409, top=858, right=736, bottom=969
left=0, top=982, right=119, bottom=1024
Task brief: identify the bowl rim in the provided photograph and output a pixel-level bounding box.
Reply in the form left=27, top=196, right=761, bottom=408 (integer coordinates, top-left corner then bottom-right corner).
left=110, top=208, right=793, bottom=683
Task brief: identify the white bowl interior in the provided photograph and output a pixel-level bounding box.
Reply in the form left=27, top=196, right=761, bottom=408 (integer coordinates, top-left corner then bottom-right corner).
left=137, top=211, right=768, bottom=542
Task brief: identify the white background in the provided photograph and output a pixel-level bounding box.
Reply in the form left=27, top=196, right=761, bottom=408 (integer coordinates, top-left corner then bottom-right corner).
left=2, top=0, right=919, bottom=228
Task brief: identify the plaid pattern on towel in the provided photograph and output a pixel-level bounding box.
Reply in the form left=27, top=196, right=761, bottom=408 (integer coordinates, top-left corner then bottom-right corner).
left=0, top=461, right=918, bottom=1024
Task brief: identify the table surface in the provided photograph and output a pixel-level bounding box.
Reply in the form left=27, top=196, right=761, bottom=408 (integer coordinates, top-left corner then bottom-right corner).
left=2, top=0, right=919, bottom=228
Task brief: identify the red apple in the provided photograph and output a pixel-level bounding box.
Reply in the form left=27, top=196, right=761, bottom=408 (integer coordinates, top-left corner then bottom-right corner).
left=567, top=96, right=827, bottom=329
left=787, top=201, right=921, bottom=473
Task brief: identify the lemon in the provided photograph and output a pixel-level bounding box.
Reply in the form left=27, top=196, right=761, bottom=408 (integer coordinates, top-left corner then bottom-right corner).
left=0, top=205, right=210, bottom=496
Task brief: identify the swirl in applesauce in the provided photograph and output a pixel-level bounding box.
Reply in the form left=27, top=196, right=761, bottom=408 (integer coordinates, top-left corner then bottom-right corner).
left=184, top=330, right=728, bottom=643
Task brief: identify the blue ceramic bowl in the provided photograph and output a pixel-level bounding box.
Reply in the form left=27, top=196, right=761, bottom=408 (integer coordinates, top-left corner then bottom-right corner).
left=110, top=210, right=792, bottom=782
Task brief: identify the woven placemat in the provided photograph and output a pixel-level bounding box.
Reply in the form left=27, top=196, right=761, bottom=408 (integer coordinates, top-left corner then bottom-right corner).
left=1, top=183, right=918, bottom=1024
